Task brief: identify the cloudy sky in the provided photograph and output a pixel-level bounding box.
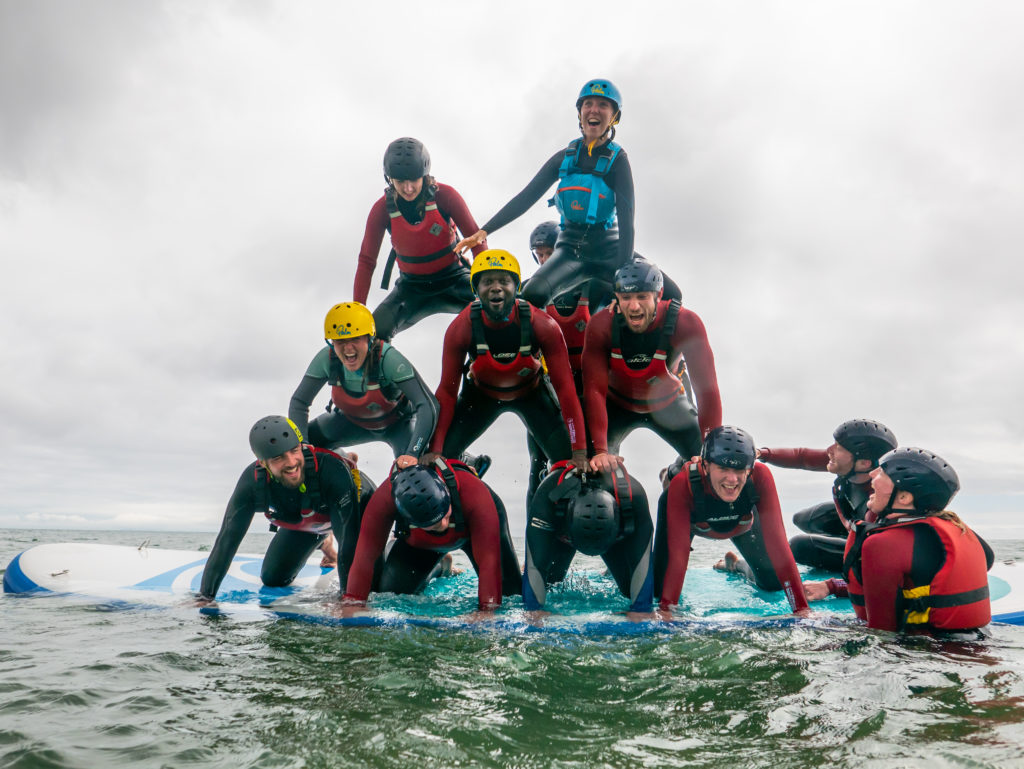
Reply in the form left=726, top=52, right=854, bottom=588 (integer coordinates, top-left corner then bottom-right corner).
left=2, top=0, right=1022, bottom=540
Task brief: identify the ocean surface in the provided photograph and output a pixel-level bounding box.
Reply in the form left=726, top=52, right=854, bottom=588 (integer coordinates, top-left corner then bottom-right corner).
left=3, top=527, right=1024, bottom=769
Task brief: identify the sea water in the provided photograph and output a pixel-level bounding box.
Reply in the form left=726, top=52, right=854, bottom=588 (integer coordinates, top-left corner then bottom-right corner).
left=2, top=527, right=1023, bottom=769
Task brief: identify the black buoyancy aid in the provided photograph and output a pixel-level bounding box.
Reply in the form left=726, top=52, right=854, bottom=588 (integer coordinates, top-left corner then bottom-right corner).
left=832, top=475, right=870, bottom=528
left=380, top=184, right=460, bottom=288
left=328, top=341, right=406, bottom=429
left=688, top=462, right=758, bottom=540
left=253, top=446, right=358, bottom=534
left=608, top=300, right=685, bottom=413
left=843, top=515, right=991, bottom=631
left=467, top=299, right=542, bottom=400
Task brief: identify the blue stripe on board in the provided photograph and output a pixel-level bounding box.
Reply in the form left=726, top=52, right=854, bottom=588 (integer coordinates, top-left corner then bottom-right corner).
left=2, top=553, right=49, bottom=594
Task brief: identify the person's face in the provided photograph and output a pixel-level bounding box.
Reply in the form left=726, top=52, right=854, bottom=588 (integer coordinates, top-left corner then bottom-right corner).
left=615, top=291, right=659, bottom=333
left=826, top=442, right=855, bottom=476
left=391, top=177, right=423, bottom=202
left=263, top=446, right=305, bottom=489
left=706, top=461, right=751, bottom=503
left=867, top=467, right=896, bottom=514
left=332, top=335, right=371, bottom=371
left=533, top=245, right=554, bottom=265
left=422, top=506, right=453, bottom=533
left=578, top=96, right=617, bottom=142
left=477, top=271, right=517, bottom=320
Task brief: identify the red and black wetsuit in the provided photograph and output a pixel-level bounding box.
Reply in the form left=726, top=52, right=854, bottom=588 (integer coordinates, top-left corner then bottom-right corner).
left=353, top=183, right=488, bottom=341
left=583, top=299, right=721, bottom=461
left=841, top=514, right=991, bottom=632
left=655, top=462, right=809, bottom=614
left=431, top=300, right=586, bottom=464
left=199, top=447, right=363, bottom=599
left=343, top=461, right=521, bottom=609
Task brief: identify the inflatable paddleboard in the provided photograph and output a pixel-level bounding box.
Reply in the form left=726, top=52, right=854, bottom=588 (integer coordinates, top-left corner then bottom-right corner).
left=4, top=543, right=1023, bottom=631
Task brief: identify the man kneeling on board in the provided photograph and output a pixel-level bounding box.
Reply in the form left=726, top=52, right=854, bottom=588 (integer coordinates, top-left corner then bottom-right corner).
left=655, top=425, right=811, bottom=617
left=806, top=448, right=991, bottom=634
left=196, top=416, right=367, bottom=603
left=523, top=463, right=654, bottom=614
left=342, top=460, right=522, bottom=612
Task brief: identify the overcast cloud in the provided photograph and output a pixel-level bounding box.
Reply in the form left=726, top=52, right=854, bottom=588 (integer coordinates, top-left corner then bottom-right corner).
left=1, top=0, right=1022, bottom=538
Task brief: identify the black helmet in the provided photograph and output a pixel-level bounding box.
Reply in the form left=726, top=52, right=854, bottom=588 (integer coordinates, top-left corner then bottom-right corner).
left=833, top=419, right=897, bottom=466
left=701, top=426, right=756, bottom=470
left=383, top=137, right=430, bottom=181
left=529, top=221, right=559, bottom=262
left=878, top=448, right=960, bottom=513
left=613, top=260, right=663, bottom=294
left=249, top=416, right=303, bottom=461
left=568, top=486, right=619, bottom=556
left=392, top=465, right=451, bottom=528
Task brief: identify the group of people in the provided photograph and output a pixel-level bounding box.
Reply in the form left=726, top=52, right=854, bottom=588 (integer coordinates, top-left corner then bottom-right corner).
left=197, top=79, right=993, bottom=635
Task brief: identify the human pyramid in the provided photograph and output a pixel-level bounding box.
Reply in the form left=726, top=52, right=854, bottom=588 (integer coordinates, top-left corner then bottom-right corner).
left=198, top=79, right=993, bottom=635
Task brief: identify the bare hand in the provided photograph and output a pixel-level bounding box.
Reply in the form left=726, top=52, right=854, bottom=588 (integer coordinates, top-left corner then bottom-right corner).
left=802, top=581, right=831, bottom=602
left=794, top=607, right=814, bottom=618
left=589, top=452, right=621, bottom=473
left=418, top=452, right=442, bottom=466
left=570, top=450, right=590, bottom=473
left=395, top=454, right=418, bottom=470
left=454, top=229, right=487, bottom=255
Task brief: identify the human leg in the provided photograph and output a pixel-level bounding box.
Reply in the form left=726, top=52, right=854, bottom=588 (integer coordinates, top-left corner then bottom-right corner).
left=261, top=529, right=322, bottom=587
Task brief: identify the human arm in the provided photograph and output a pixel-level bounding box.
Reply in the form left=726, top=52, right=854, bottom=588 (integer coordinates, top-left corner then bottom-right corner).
left=352, top=197, right=390, bottom=304
left=479, top=150, right=562, bottom=236
left=658, top=475, right=695, bottom=610
left=435, top=184, right=488, bottom=257
left=428, top=313, right=473, bottom=454
left=859, top=527, right=916, bottom=631
left=341, top=483, right=397, bottom=603
left=198, top=467, right=257, bottom=600
left=287, top=347, right=332, bottom=438
left=757, top=447, right=829, bottom=471
left=463, top=477, right=505, bottom=610
left=381, top=346, right=438, bottom=457
left=534, top=311, right=586, bottom=454
left=581, top=309, right=614, bottom=455
left=673, top=308, right=722, bottom=436
left=750, top=464, right=810, bottom=614
left=605, top=150, right=635, bottom=264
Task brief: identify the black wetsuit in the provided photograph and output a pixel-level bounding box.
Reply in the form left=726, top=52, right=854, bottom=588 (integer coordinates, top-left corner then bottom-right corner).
left=523, top=467, right=655, bottom=612
left=199, top=450, right=370, bottom=599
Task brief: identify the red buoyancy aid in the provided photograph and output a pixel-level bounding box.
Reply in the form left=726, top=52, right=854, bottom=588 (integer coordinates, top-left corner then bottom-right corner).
left=255, top=446, right=353, bottom=534
left=687, top=461, right=757, bottom=540
left=328, top=343, right=404, bottom=430
left=386, top=187, right=460, bottom=277
left=467, top=299, right=543, bottom=401
left=607, top=300, right=685, bottom=414
left=546, top=295, right=590, bottom=373
left=844, top=516, right=991, bottom=631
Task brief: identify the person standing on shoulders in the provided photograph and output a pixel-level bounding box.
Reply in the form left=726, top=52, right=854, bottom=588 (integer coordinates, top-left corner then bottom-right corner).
left=455, top=79, right=681, bottom=307
left=812, top=448, right=991, bottom=634
left=353, top=137, right=488, bottom=341
left=342, top=461, right=521, bottom=611
left=197, top=416, right=364, bottom=602
left=757, top=419, right=897, bottom=571
left=582, top=261, right=720, bottom=474
left=289, top=301, right=437, bottom=468
left=656, top=426, right=810, bottom=617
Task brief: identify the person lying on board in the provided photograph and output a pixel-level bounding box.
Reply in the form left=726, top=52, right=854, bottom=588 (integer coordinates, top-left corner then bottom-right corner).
left=807, top=448, right=991, bottom=634
left=196, top=416, right=370, bottom=603
left=342, top=460, right=521, bottom=612
left=523, top=462, right=654, bottom=615
left=655, top=426, right=810, bottom=617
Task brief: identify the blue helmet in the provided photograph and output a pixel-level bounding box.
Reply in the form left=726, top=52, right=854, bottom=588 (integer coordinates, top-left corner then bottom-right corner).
left=701, top=426, right=757, bottom=470
left=576, top=79, right=622, bottom=117
left=392, top=465, right=451, bottom=528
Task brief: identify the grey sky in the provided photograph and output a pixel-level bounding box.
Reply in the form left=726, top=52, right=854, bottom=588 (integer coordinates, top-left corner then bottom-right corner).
left=2, top=1, right=1022, bottom=538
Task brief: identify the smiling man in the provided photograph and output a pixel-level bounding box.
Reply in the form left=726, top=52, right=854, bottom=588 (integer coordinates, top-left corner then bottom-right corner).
left=582, top=260, right=721, bottom=474
left=428, top=250, right=589, bottom=485
left=197, top=416, right=365, bottom=602
left=655, top=426, right=810, bottom=616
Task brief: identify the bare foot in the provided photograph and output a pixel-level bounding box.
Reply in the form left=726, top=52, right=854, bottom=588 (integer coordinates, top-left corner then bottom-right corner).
left=440, top=552, right=463, bottom=577
left=713, top=551, right=740, bottom=573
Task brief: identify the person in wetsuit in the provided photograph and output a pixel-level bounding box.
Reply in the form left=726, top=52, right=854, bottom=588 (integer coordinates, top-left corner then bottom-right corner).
left=342, top=461, right=521, bottom=611
left=426, top=249, right=589, bottom=479
left=655, top=426, right=810, bottom=616
left=353, top=137, right=488, bottom=341
left=454, top=79, right=680, bottom=308
left=757, top=419, right=898, bottom=571
left=197, top=416, right=367, bottom=601
left=815, top=448, right=990, bottom=633
left=582, top=261, right=721, bottom=475
left=523, top=462, right=654, bottom=614
left=288, top=301, right=437, bottom=470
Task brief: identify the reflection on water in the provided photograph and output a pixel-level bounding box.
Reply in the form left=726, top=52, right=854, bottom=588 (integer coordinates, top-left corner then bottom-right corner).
left=3, top=529, right=1024, bottom=769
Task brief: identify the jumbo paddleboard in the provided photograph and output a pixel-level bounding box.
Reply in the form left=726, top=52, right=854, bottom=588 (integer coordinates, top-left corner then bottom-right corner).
left=4, top=543, right=1023, bottom=631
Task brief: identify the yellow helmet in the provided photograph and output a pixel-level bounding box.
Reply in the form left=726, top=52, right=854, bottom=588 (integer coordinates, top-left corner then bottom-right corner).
left=470, top=249, right=521, bottom=293
left=324, top=302, right=375, bottom=340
